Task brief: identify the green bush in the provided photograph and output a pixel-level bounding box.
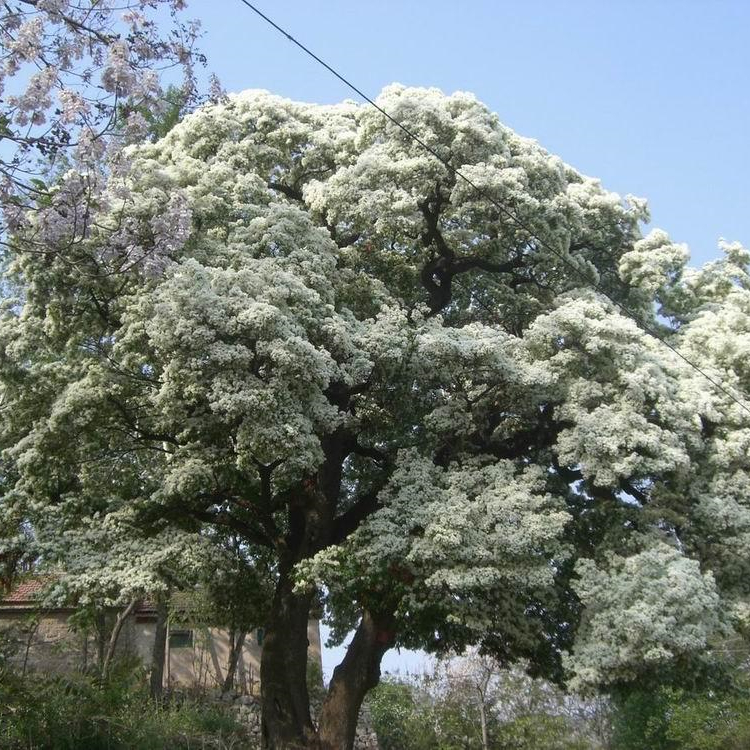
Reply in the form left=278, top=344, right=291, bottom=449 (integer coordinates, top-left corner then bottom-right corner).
left=368, top=679, right=417, bottom=750
left=494, top=714, right=591, bottom=750
left=664, top=689, right=750, bottom=750
left=611, top=682, right=750, bottom=750
left=610, top=688, right=673, bottom=750
left=367, top=676, right=595, bottom=750
left=0, top=665, right=245, bottom=749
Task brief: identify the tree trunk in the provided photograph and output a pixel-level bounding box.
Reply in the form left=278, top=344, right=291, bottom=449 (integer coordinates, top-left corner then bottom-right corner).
left=223, top=628, right=247, bottom=694
left=316, top=608, right=396, bottom=750
left=21, top=616, right=40, bottom=679
left=101, top=598, right=138, bottom=680
left=149, top=596, right=168, bottom=700
left=260, top=569, right=317, bottom=749
left=478, top=698, right=489, bottom=750
left=477, top=671, right=491, bottom=750
left=96, top=610, right=106, bottom=669
left=259, top=431, right=382, bottom=748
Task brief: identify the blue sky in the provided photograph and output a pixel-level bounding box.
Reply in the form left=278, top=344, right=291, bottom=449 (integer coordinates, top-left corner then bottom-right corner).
left=186, top=0, right=750, bottom=676
left=192, top=0, right=750, bottom=269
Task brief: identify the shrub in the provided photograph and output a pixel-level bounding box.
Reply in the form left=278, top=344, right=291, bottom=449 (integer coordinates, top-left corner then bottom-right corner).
left=368, top=679, right=418, bottom=750
left=611, top=682, right=750, bottom=750
left=0, top=665, right=246, bottom=749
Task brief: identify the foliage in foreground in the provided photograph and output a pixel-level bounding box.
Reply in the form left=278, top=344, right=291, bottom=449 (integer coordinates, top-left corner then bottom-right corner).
left=368, top=658, right=603, bottom=750
left=0, top=665, right=245, bottom=750
left=369, top=654, right=750, bottom=750
left=611, top=680, right=750, bottom=750
left=369, top=681, right=593, bottom=750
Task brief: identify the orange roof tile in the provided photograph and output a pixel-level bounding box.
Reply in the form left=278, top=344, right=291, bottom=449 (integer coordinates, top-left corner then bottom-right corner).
left=3, top=577, right=48, bottom=603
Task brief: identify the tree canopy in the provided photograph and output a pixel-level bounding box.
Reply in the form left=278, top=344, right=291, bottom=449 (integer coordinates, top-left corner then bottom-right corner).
left=1, top=85, right=749, bottom=748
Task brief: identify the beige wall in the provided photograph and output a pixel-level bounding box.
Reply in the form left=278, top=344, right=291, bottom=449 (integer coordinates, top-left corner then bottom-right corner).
left=164, top=625, right=263, bottom=693
left=0, top=608, right=137, bottom=675
left=160, top=619, right=322, bottom=693
left=0, top=606, right=322, bottom=693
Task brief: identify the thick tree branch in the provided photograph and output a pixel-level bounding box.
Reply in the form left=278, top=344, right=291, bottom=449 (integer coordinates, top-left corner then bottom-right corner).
left=101, top=598, right=138, bottom=680
left=250, top=458, right=285, bottom=544
left=438, top=404, right=567, bottom=465
left=189, top=506, right=274, bottom=550
left=553, top=464, right=584, bottom=484
left=418, top=192, right=528, bottom=314
left=325, top=222, right=361, bottom=249
left=318, top=605, right=398, bottom=749
left=619, top=479, right=650, bottom=506
left=106, top=395, right=178, bottom=446
left=452, top=255, right=525, bottom=276
left=330, top=490, right=382, bottom=546
left=267, top=181, right=303, bottom=201
left=350, top=443, right=390, bottom=465
left=324, top=379, right=375, bottom=413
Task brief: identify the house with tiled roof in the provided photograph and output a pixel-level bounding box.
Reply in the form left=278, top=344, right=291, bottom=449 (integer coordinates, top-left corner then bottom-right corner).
left=1, top=576, right=106, bottom=675
left=0, top=577, right=321, bottom=692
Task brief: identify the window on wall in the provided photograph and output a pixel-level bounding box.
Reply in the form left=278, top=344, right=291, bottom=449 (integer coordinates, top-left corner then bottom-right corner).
left=169, top=629, right=193, bottom=649
left=256, top=628, right=264, bottom=646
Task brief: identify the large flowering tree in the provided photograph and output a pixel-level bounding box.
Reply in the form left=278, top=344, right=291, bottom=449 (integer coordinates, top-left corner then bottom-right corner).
left=1, top=86, right=749, bottom=749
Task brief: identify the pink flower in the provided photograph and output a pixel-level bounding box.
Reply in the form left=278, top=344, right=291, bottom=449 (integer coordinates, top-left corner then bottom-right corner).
left=58, top=89, right=89, bottom=125
left=9, top=67, right=57, bottom=126
left=102, top=40, right=136, bottom=96
left=10, top=17, right=44, bottom=62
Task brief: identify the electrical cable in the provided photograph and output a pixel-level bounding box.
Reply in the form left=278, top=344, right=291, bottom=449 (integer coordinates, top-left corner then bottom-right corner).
left=236, top=0, right=750, bottom=418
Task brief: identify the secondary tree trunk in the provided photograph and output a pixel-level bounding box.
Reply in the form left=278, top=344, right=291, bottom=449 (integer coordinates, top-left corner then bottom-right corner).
left=260, top=569, right=317, bottom=749
left=316, top=607, right=396, bottom=750
left=96, top=611, right=106, bottom=669
left=479, top=698, right=489, bottom=750
left=101, top=598, right=138, bottom=680
left=149, top=596, right=168, bottom=700
left=223, top=628, right=247, bottom=694
left=21, top=616, right=40, bottom=679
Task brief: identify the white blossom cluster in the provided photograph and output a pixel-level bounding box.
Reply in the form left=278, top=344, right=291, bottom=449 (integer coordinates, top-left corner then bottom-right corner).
left=37, top=508, right=212, bottom=607
left=567, top=543, right=723, bottom=690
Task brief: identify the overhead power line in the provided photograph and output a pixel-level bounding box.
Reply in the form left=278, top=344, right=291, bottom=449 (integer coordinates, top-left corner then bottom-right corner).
left=236, top=0, right=750, bottom=419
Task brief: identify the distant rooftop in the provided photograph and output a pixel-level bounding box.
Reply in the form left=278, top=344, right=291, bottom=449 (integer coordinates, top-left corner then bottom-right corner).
left=1, top=576, right=170, bottom=613
left=2, top=577, right=49, bottom=603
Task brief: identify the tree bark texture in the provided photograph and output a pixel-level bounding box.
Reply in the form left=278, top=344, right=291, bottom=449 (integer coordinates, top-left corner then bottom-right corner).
left=96, top=611, right=106, bottom=669
left=316, top=608, right=396, bottom=750
left=20, top=616, right=40, bottom=679
left=479, top=698, right=489, bottom=750
left=260, top=430, right=393, bottom=748
left=260, top=569, right=317, bottom=749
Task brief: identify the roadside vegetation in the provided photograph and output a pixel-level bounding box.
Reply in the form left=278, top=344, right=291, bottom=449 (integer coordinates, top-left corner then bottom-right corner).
left=0, top=666, right=245, bottom=750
